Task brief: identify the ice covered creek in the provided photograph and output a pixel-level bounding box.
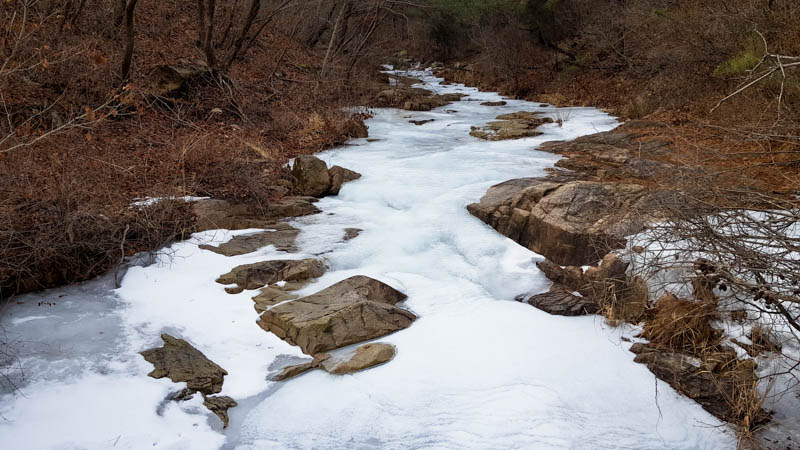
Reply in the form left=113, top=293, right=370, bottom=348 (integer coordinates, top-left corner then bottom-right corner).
left=0, top=69, right=737, bottom=449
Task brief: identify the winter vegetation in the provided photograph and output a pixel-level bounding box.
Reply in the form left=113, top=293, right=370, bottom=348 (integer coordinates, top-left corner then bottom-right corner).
left=1, top=1, right=799, bottom=448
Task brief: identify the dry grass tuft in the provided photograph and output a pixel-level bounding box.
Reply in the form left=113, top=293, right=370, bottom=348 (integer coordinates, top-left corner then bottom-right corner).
left=641, top=293, right=722, bottom=355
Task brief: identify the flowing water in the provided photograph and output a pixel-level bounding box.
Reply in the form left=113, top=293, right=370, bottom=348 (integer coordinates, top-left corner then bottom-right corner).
left=0, top=69, right=736, bottom=449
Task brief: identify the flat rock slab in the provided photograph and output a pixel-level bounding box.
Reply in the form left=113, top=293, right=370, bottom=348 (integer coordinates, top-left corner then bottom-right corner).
left=258, top=275, right=415, bottom=355
left=273, top=342, right=397, bottom=380
left=192, top=198, right=319, bottom=231
left=321, top=343, right=396, bottom=375
left=516, top=287, right=598, bottom=316
left=480, top=101, right=507, bottom=106
left=140, top=334, right=227, bottom=395
left=216, top=259, right=325, bottom=293
left=199, top=223, right=300, bottom=256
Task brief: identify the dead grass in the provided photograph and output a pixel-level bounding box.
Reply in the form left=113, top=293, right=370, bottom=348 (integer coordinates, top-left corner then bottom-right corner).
left=641, top=293, right=721, bottom=356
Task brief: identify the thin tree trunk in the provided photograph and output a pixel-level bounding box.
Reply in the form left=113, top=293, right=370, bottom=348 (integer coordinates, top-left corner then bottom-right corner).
left=321, top=0, right=349, bottom=75
left=121, top=0, right=139, bottom=81
left=223, top=0, right=261, bottom=69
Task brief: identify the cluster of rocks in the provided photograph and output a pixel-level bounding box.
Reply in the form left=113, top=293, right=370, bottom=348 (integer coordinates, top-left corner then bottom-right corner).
left=138, top=152, right=379, bottom=428
left=517, top=254, right=648, bottom=322
left=469, top=111, right=554, bottom=141
left=292, top=155, right=362, bottom=198
left=258, top=275, right=414, bottom=355
left=212, top=258, right=412, bottom=380
left=373, top=86, right=465, bottom=111
left=466, top=117, right=772, bottom=427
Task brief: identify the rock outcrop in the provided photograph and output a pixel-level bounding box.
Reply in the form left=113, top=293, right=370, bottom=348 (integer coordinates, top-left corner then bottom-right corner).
left=538, top=120, right=679, bottom=181
left=257, top=276, right=415, bottom=355
left=199, top=223, right=300, bottom=255
left=291, top=155, right=361, bottom=197
left=630, top=343, right=765, bottom=424
left=216, top=259, right=325, bottom=294
left=140, top=334, right=227, bottom=395
left=468, top=178, right=651, bottom=266
left=470, top=111, right=553, bottom=141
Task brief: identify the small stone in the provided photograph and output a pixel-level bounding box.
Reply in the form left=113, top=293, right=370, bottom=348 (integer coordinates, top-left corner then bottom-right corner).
left=321, top=343, right=396, bottom=375
left=203, top=395, right=237, bottom=428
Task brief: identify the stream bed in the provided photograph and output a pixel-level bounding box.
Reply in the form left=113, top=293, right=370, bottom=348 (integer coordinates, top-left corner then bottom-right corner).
left=0, top=69, right=736, bottom=449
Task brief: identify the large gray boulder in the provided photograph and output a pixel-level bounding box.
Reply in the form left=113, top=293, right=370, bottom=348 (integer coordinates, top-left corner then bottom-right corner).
left=257, top=276, right=415, bottom=355
left=468, top=178, right=650, bottom=266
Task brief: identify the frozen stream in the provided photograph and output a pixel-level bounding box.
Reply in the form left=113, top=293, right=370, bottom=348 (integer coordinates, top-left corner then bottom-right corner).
left=0, top=69, right=736, bottom=449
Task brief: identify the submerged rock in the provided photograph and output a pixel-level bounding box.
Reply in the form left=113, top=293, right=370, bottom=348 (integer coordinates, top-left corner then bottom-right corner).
left=216, top=259, right=325, bottom=293
left=257, top=275, right=415, bottom=355
left=343, top=227, right=362, bottom=241
left=480, top=101, right=507, bottom=107
left=199, top=223, right=300, bottom=256
left=203, top=395, right=238, bottom=428
left=140, top=334, right=227, bottom=395
left=468, top=178, right=650, bottom=266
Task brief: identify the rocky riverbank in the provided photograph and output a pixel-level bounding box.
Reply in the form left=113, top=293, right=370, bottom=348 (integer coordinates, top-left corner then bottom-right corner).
left=462, top=91, right=795, bottom=446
